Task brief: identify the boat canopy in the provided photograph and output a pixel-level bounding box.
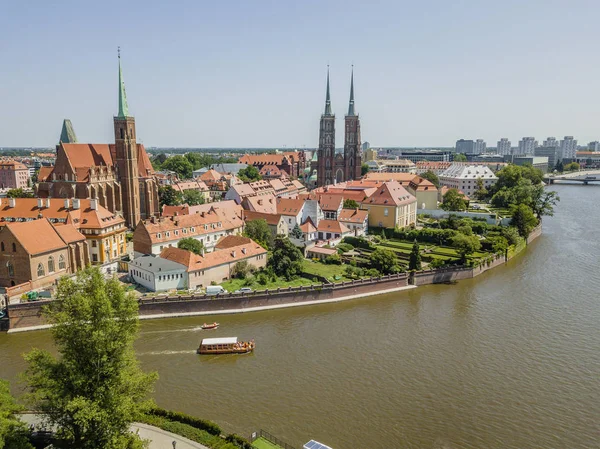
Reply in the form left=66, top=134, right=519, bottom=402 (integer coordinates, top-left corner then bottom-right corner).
left=304, top=441, right=333, bottom=449
left=201, top=337, right=238, bottom=345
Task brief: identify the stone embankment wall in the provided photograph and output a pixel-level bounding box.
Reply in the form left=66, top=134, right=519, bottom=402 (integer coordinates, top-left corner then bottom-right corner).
left=5, top=225, right=542, bottom=332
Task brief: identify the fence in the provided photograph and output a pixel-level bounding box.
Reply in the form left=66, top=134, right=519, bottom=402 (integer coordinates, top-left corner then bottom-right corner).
left=251, top=429, right=299, bottom=449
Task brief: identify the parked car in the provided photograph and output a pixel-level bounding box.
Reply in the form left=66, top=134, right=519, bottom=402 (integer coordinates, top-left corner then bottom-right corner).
left=206, top=285, right=227, bottom=296
left=235, top=287, right=253, bottom=294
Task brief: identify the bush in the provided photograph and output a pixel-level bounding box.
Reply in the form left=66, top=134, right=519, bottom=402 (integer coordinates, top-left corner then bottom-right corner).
left=342, top=236, right=374, bottom=250
left=365, top=268, right=381, bottom=277
left=325, top=254, right=342, bottom=265
left=429, top=259, right=446, bottom=269
left=336, top=243, right=353, bottom=254
left=257, top=273, right=268, bottom=285
left=147, top=407, right=221, bottom=436
left=231, top=260, right=251, bottom=279
left=226, top=434, right=254, bottom=449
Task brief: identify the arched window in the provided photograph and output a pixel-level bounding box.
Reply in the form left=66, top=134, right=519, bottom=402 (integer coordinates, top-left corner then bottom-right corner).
left=58, top=255, right=66, bottom=270
left=6, top=262, right=14, bottom=277
left=12, top=243, right=16, bottom=252
left=0, top=242, right=4, bottom=251
left=48, top=256, right=55, bottom=273
left=37, top=263, right=45, bottom=277
left=120, top=128, right=125, bottom=139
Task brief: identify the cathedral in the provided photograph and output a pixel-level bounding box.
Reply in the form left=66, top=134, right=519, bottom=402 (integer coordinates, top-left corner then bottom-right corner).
left=36, top=53, right=159, bottom=228
left=314, top=68, right=362, bottom=187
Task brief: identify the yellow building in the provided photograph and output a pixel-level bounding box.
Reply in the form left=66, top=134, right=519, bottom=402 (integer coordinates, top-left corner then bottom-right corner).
left=361, top=182, right=417, bottom=229
left=364, top=148, right=378, bottom=162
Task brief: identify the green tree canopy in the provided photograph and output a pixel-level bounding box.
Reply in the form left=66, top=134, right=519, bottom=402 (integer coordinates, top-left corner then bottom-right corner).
left=343, top=199, right=360, bottom=209
left=451, top=233, right=481, bottom=263
left=420, top=170, right=440, bottom=188
left=158, top=185, right=184, bottom=207
left=408, top=240, right=422, bottom=271
left=161, top=155, right=194, bottom=179
left=290, top=223, right=304, bottom=239
left=0, top=379, right=33, bottom=449
left=440, top=188, right=468, bottom=211
left=453, top=153, right=467, bottom=162
left=177, top=237, right=204, bottom=255
left=182, top=189, right=206, bottom=206
left=23, top=267, right=157, bottom=449
left=369, top=248, right=400, bottom=275
left=268, top=236, right=304, bottom=280
left=564, top=162, right=580, bottom=171
left=361, top=163, right=370, bottom=176
left=151, top=153, right=168, bottom=170
left=510, top=204, right=538, bottom=238
left=6, top=188, right=33, bottom=198
left=473, top=177, right=488, bottom=201
left=243, top=219, right=274, bottom=250
left=554, top=160, right=564, bottom=173
left=529, top=186, right=559, bottom=218
left=237, top=166, right=262, bottom=182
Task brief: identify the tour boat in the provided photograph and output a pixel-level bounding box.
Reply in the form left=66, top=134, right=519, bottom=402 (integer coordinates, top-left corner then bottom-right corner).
left=197, top=337, right=255, bottom=355
left=201, top=322, right=219, bottom=330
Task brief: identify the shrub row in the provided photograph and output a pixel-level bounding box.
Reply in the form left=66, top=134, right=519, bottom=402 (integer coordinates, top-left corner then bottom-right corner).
left=147, top=407, right=222, bottom=436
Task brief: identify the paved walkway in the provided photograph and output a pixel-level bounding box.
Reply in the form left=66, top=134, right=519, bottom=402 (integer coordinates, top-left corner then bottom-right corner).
left=20, top=414, right=208, bottom=449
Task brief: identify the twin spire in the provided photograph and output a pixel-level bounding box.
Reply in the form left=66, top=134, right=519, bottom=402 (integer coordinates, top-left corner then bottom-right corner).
left=323, top=66, right=357, bottom=117
left=117, top=47, right=130, bottom=118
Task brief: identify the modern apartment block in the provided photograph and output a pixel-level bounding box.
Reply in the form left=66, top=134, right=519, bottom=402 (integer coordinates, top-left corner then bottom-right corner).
left=587, top=141, right=600, bottom=152
left=560, top=136, right=577, bottom=160
left=456, top=139, right=486, bottom=155
left=496, top=138, right=511, bottom=155
left=517, top=137, right=537, bottom=155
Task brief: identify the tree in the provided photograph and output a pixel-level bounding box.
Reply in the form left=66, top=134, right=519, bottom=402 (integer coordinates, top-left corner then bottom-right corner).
left=408, top=240, right=422, bottom=271
left=453, top=153, right=467, bottom=162
left=529, top=186, right=559, bottom=218
left=231, top=260, right=251, bottom=279
left=343, top=199, right=360, bottom=209
left=0, top=379, right=33, bottom=449
left=473, top=177, right=488, bottom=201
left=440, top=188, right=468, bottom=211
left=182, top=189, right=205, bottom=206
left=501, top=226, right=520, bottom=246
left=151, top=153, right=168, bottom=170
left=24, top=267, right=156, bottom=449
left=237, top=166, right=262, bottom=182
left=290, top=223, right=304, bottom=240
left=554, top=160, right=564, bottom=173
left=268, top=236, right=304, bottom=280
left=243, top=219, right=273, bottom=249
left=6, top=188, right=33, bottom=198
left=177, top=237, right=204, bottom=255
left=451, top=233, right=481, bottom=263
left=158, top=185, right=183, bottom=207
left=510, top=204, right=538, bottom=238
left=161, top=155, right=194, bottom=179
left=369, top=248, right=399, bottom=275
left=564, top=162, right=580, bottom=171
left=420, top=170, right=440, bottom=188
left=361, top=163, right=369, bottom=176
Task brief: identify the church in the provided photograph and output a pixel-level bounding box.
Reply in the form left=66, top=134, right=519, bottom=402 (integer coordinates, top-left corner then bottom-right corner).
left=36, top=53, right=159, bottom=228
left=312, top=68, right=363, bottom=187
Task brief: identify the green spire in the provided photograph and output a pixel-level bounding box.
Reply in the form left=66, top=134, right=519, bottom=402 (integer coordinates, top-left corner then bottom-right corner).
left=324, top=66, right=333, bottom=116
left=117, top=47, right=129, bottom=118
left=347, top=66, right=356, bottom=116
left=59, top=119, right=77, bottom=143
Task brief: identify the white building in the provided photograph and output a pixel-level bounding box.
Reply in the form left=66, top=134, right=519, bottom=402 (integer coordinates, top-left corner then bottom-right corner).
left=497, top=138, right=511, bottom=155
left=438, top=164, right=498, bottom=198
left=128, top=254, right=187, bottom=292
left=474, top=139, right=487, bottom=154
left=380, top=159, right=416, bottom=173
left=587, top=141, right=600, bottom=152
left=543, top=137, right=559, bottom=148
left=560, top=136, right=578, bottom=160
left=518, top=137, right=537, bottom=155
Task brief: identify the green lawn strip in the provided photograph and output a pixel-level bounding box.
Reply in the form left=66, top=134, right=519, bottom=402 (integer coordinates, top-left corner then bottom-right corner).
left=139, top=414, right=237, bottom=449
left=221, top=276, right=313, bottom=293
left=302, top=260, right=350, bottom=281
left=251, top=437, right=285, bottom=449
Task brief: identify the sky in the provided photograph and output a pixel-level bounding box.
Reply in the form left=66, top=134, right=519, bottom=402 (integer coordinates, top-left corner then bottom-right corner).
left=2, top=0, right=600, bottom=148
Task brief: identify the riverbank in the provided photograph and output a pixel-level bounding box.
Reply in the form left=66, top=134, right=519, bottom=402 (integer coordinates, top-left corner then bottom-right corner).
left=5, top=225, right=541, bottom=333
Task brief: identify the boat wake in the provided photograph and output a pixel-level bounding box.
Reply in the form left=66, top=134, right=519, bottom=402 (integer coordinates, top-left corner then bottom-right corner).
left=140, top=327, right=205, bottom=335
left=138, top=350, right=197, bottom=356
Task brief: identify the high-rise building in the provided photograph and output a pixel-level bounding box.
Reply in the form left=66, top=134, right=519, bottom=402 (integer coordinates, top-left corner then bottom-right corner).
left=456, top=139, right=474, bottom=154
left=543, top=137, right=559, bottom=148
left=560, top=136, right=577, bottom=160
left=534, top=146, right=559, bottom=169
left=497, top=138, right=511, bottom=155
left=587, top=141, right=600, bottom=152
left=518, top=137, right=536, bottom=155
left=362, top=141, right=370, bottom=151
left=474, top=139, right=486, bottom=154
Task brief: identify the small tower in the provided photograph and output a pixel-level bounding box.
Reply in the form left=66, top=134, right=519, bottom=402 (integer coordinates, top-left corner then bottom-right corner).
left=344, top=67, right=362, bottom=181
left=59, top=119, right=78, bottom=143
left=113, top=48, right=141, bottom=228
left=317, top=67, right=336, bottom=187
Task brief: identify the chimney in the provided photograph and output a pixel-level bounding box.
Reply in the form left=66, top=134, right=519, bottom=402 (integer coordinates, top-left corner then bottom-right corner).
left=72, top=198, right=80, bottom=210
left=231, top=250, right=236, bottom=258
left=37, top=198, right=44, bottom=209
left=8, top=198, right=15, bottom=208
left=45, top=198, right=51, bottom=208
left=64, top=199, right=70, bottom=209
left=90, top=198, right=97, bottom=210
left=150, top=216, right=156, bottom=224
left=174, top=219, right=179, bottom=226
left=174, top=211, right=179, bottom=216
left=201, top=211, right=205, bottom=218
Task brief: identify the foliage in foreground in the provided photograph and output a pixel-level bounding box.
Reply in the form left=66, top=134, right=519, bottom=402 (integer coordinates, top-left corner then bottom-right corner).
left=268, top=236, right=304, bottom=280
left=0, top=379, right=33, bottom=449
left=178, top=237, right=204, bottom=255
left=23, top=267, right=157, bottom=449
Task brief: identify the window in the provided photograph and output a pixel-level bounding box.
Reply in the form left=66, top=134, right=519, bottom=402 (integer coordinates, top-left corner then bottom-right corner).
left=92, top=240, right=97, bottom=248
left=7, top=262, right=14, bottom=277
left=12, top=243, right=16, bottom=252
left=92, top=254, right=98, bottom=262
left=384, top=208, right=389, bottom=217
left=48, top=256, right=55, bottom=273
left=175, top=230, right=179, bottom=236
left=157, top=233, right=162, bottom=239
left=0, top=242, right=4, bottom=251
left=37, top=263, right=45, bottom=277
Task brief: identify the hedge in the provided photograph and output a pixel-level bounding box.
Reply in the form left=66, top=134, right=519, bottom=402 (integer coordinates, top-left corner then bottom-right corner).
left=147, top=407, right=222, bottom=436
left=226, top=434, right=254, bottom=449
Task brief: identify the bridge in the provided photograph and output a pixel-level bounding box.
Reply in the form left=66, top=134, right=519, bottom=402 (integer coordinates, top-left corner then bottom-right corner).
left=544, top=169, right=600, bottom=185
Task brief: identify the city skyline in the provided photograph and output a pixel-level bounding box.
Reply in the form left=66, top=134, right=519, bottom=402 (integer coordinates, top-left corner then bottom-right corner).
left=2, top=1, right=600, bottom=148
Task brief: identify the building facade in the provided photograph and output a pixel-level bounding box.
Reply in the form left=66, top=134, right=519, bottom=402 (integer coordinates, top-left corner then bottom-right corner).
left=517, top=137, right=537, bottom=155
left=560, top=136, right=577, bottom=160
left=0, top=161, right=29, bottom=189
left=438, top=164, right=498, bottom=198
left=497, top=138, right=511, bottom=156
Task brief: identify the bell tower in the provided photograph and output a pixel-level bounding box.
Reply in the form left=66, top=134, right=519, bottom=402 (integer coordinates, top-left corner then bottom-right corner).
left=344, top=67, right=362, bottom=181
left=114, top=48, right=141, bottom=228
left=317, top=67, right=336, bottom=187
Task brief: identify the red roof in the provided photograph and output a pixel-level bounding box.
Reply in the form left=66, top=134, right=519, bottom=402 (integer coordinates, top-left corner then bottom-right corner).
left=317, top=219, right=350, bottom=234
left=339, top=208, right=368, bottom=224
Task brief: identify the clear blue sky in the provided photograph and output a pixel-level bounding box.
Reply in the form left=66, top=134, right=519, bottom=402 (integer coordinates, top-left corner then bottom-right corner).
left=1, top=0, right=599, bottom=148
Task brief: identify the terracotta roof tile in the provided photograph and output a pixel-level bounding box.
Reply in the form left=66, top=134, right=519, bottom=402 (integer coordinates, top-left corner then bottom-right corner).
left=243, top=210, right=283, bottom=226
left=53, top=223, right=86, bottom=243
left=317, top=219, right=350, bottom=234
left=276, top=197, right=304, bottom=215
left=339, top=208, right=368, bottom=223
left=6, top=219, right=66, bottom=255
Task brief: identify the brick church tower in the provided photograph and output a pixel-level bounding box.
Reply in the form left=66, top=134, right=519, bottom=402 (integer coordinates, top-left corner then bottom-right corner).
left=114, top=50, right=141, bottom=228
left=317, top=67, right=336, bottom=187
left=344, top=67, right=362, bottom=181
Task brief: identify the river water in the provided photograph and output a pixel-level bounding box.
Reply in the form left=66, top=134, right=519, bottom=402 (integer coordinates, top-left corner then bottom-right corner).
left=1, top=185, right=599, bottom=449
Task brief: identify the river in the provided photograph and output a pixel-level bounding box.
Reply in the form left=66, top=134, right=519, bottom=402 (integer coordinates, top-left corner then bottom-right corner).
left=1, top=185, right=599, bottom=449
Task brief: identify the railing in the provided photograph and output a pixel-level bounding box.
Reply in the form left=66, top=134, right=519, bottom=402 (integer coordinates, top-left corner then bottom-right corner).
left=250, top=429, right=299, bottom=449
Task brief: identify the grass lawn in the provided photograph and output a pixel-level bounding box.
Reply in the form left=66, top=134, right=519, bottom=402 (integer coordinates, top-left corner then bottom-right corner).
left=220, top=275, right=312, bottom=292
left=302, top=259, right=350, bottom=281
left=252, top=437, right=285, bottom=449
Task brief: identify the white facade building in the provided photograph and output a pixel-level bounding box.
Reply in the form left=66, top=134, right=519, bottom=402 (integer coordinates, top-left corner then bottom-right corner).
left=587, top=141, right=600, bottom=152
left=560, top=136, right=577, bottom=160
left=439, top=164, right=498, bottom=198
left=497, top=138, right=511, bottom=155
left=543, top=137, right=559, bottom=148
left=128, top=254, right=187, bottom=292
left=518, top=137, right=537, bottom=155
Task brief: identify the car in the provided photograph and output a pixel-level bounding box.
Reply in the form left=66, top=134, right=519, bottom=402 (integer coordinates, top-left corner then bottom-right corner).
left=235, top=287, right=253, bottom=294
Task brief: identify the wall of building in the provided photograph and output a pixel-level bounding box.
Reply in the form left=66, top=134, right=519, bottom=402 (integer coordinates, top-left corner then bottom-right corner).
left=188, top=254, right=267, bottom=289
left=414, top=190, right=438, bottom=210
left=128, top=265, right=187, bottom=292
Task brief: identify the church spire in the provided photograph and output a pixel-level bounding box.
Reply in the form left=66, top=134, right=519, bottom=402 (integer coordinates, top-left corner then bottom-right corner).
left=347, top=66, right=356, bottom=116
left=59, top=119, right=77, bottom=143
left=117, top=47, right=129, bottom=118
left=324, top=66, right=333, bottom=116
